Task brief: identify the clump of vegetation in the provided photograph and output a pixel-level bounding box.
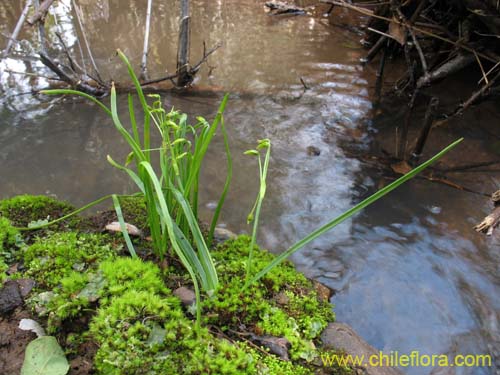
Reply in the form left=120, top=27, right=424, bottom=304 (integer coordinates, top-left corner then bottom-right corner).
left=23, top=232, right=117, bottom=289
left=0, top=194, right=78, bottom=228
left=0, top=217, right=20, bottom=281
left=205, top=236, right=333, bottom=361
left=90, top=290, right=254, bottom=374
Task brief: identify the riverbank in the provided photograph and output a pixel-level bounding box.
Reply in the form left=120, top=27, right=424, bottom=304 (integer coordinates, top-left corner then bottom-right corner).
left=0, top=194, right=374, bottom=374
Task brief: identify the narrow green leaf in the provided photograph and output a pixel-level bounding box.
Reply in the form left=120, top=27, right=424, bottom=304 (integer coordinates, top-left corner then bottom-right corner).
left=112, top=194, right=137, bottom=258
left=208, top=116, right=232, bottom=247
left=246, top=138, right=463, bottom=287
left=40, top=89, right=111, bottom=116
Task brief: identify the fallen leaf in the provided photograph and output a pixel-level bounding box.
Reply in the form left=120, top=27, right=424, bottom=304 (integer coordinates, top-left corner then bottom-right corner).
left=389, top=18, right=407, bottom=45
left=21, top=336, right=69, bottom=375
left=391, top=161, right=412, bottom=175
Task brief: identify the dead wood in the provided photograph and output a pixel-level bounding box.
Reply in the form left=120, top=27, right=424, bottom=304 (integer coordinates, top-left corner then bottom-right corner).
left=140, top=0, right=153, bottom=80
left=2, top=0, right=33, bottom=58
left=475, top=190, right=500, bottom=235
left=416, top=53, right=475, bottom=88
left=176, top=0, right=191, bottom=87
left=409, top=96, right=439, bottom=165
left=27, top=0, right=55, bottom=25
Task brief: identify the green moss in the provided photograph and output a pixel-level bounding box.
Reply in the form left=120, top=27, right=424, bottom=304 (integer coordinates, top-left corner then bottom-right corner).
left=0, top=216, right=20, bottom=266
left=0, top=194, right=79, bottom=228
left=44, top=257, right=169, bottom=332
left=13, top=211, right=339, bottom=375
left=90, top=290, right=255, bottom=374
left=24, top=231, right=117, bottom=289
left=204, top=236, right=334, bottom=362
left=0, top=258, right=7, bottom=282
left=98, top=257, right=168, bottom=301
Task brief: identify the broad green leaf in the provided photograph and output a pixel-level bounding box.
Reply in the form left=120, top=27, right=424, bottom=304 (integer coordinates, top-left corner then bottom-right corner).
left=21, top=336, right=69, bottom=375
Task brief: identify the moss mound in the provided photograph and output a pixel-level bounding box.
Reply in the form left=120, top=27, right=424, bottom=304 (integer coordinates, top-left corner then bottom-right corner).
left=1, top=195, right=348, bottom=374
left=206, top=236, right=334, bottom=361
left=0, top=194, right=79, bottom=228
left=23, top=231, right=118, bottom=289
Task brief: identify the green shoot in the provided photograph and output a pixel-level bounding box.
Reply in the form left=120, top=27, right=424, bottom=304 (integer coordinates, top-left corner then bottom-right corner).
left=244, top=139, right=271, bottom=282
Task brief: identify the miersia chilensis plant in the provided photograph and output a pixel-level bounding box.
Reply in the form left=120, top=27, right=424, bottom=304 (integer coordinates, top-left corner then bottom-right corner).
left=37, top=49, right=463, bottom=332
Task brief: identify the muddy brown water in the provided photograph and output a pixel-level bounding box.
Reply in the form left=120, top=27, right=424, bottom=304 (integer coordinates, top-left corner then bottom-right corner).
left=1, top=1, right=499, bottom=374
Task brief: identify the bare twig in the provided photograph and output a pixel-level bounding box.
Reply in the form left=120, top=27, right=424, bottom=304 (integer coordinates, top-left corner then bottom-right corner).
left=2, top=0, right=34, bottom=58
left=410, top=97, right=439, bottom=165
left=27, top=0, right=55, bottom=25
left=435, top=160, right=500, bottom=172
left=397, top=88, right=418, bottom=159
left=323, top=0, right=500, bottom=64
left=447, top=69, right=500, bottom=118
left=39, top=52, right=106, bottom=96
left=361, top=35, right=387, bottom=64
left=190, top=43, right=221, bottom=73
left=140, top=72, right=178, bottom=86
left=416, top=53, right=475, bottom=88
left=55, top=32, right=79, bottom=73
left=5, top=69, right=63, bottom=81
left=72, top=0, right=104, bottom=83
left=374, top=39, right=388, bottom=100
left=140, top=0, right=153, bottom=80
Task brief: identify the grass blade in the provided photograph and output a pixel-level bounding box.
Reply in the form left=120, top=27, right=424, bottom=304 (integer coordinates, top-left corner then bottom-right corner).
left=40, top=89, right=112, bottom=116
left=246, top=138, right=463, bottom=287
left=112, top=194, right=138, bottom=258
left=171, top=187, right=218, bottom=291
left=208, top=116, right=232, bottom=247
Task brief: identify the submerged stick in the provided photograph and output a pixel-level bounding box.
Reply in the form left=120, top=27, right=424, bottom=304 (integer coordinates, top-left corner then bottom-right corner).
left=140, top=0, right=153, bottom=80
left=410, top=97, right=439, bottom=165
left=397, top=89, right=418, bottom=159
left=176, top=0, right=191, bottom=87
left=2, top=0, right=33, bottom=58
left=374, top=39, right=388, bottom=101
left=72, top=0, right=103, bottom=83
left=33, top=0, right=47, bottom=55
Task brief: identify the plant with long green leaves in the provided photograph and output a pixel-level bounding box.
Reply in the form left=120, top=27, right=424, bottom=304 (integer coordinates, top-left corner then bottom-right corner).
left=41, top=49, right=233, bottom=331
left=243, top=138, right=463, bottom=287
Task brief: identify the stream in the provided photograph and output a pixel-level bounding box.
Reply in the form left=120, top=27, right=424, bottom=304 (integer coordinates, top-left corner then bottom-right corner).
left=1, top=1, right=499, bottom=374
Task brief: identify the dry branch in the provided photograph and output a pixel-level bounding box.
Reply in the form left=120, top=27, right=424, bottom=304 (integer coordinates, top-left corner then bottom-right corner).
left=2, top=0, right=33, bottom=58
left=475, top=190, right=500, bottom=235
left=140, top=0, right=153, bottom=80
left=27, top=0, right=55, bottom=25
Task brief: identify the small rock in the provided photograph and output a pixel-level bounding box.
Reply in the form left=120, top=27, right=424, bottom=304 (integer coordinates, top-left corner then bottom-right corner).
left=0, top=280, right=23, bottom=315
left=105, top=221, right=142, bottom=236
left=173, top=287, right=196, bottom=307
left=312, top=280, right=334, bottom=302
left=15, top=279, right=35, bottom=298
left=213, top=227, right=237, bottom=244
left=321, top=323, right=403, bottom=375
left=251, top=334, right=291, bottom=361
left=307, top=145, right=321, bottom=156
